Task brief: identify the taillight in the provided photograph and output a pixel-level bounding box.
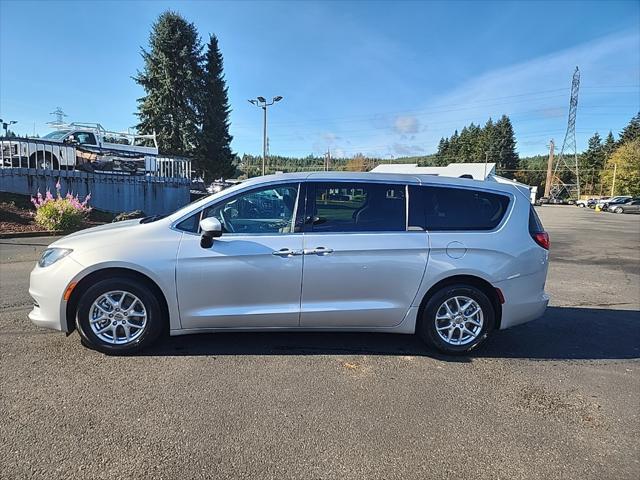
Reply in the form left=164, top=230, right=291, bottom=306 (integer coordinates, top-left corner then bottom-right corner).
left=532, top=231, right=550, bottom=250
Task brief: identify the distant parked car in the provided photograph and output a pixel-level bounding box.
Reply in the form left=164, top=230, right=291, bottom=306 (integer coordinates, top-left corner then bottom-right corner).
left=576, top=198, right=597, bottom=208
left=611, top=199, right=640, bottom=214
left=602, top=196, right=633, bottom=212
left=597, top=195, right=630, bottom=208
left=206, top=180, right=234, bottom=194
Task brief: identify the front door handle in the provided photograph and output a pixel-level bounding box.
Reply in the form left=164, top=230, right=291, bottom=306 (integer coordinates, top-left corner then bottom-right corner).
left=272, top=248, right=302, bottom=257
left=303, top=247, right=334, bottom=255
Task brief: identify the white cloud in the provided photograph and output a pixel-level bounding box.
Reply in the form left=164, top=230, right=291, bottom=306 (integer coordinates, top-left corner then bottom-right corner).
left=392, top=143, right=425, bottom=156
left=394, top=115, right=420, bottom=134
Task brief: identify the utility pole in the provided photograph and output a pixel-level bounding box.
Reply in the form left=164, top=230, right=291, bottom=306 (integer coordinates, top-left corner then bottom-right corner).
left=544, top=139, right=555, bottom=197
left=248, top=96, right=283, bottom=176
left=611, top=163, right=617, bottom=196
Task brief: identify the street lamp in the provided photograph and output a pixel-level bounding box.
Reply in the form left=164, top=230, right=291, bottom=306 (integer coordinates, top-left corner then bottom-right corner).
left=0, top=119, right=17, bottom=137
left=248, top=96, right=283, bottom=176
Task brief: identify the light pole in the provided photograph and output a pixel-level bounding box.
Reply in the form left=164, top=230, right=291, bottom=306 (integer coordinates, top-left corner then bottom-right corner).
left=248, top=96, right=283, bottom=176
left=0, top=119, right=17, bottom=137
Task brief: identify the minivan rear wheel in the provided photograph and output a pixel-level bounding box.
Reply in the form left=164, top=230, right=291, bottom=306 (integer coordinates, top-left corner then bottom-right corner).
left=75, top=277, right=164, bottom=354
left=418, top=284, right=495, bottom=355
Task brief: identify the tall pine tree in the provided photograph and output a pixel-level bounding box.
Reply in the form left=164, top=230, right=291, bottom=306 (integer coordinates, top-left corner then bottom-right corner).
left=494, top=115, right=519, bottom=172
left=196, top=34, right=235, bottom=181
left=581, top=132, right=605, bottom=194
left=135, top=11, right=203, bottom=156
left=603, top=131, right=616, bottom=159
left=618, top=112, right=640, bottom=146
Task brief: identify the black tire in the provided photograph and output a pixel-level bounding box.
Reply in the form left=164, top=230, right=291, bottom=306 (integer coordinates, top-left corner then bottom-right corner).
left=29, top=152, right=59, bottom=170
left=615, top=207, right=623, bottom=214
left=75, top=277, right=164, bottom=354
left=418, top=284, right=495, bottom=355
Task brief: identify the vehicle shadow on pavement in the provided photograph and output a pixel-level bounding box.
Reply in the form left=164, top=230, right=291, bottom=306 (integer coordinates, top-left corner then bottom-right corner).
left=141, top=306, right=640, bottom=361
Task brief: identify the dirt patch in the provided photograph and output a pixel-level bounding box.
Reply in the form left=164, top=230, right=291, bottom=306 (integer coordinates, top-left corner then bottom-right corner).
left=0, top=194, right=39, bottom=233
left=518, top=385, right=603, bottom=427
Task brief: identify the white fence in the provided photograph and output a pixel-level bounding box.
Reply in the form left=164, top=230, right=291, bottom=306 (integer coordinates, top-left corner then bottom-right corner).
left=0, top=137, right=191, bottom=179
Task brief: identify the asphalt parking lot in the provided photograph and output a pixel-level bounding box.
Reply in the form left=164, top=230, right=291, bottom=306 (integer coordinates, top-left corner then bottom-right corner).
left=1, top=206, right=638, bottom=480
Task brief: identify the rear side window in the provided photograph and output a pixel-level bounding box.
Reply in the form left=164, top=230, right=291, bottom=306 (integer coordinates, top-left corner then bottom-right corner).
left=409, top=185, right=510, bottom=231
left=308, top=182, right=406, bottom=232
left=529, top=205, right=544, bottom=233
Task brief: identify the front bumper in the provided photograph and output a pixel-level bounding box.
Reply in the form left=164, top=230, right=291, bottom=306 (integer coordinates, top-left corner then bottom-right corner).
left=28, top=255, right=85, bottom=332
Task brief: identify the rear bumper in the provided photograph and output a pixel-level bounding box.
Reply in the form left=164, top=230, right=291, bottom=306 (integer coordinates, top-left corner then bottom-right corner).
left=495, top=272, right=549, bottom=330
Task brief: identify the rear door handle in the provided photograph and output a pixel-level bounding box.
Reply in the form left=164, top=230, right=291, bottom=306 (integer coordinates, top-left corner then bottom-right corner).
left=303, top=247, right=334, bottom=255
left=272, top=248, right=303, bottom=257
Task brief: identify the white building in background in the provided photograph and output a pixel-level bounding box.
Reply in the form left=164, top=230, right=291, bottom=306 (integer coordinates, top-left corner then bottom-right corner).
left=370, top=162, right=537, bottom=204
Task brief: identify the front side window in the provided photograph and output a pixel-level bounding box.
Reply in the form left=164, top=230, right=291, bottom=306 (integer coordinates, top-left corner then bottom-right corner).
left=308, top=182, right=406, bottom=232
left=409, top=185, right=510, bottom=231
left=74, top=132, right=97, bottom=145
left=176, top=183, right=300, bottom=235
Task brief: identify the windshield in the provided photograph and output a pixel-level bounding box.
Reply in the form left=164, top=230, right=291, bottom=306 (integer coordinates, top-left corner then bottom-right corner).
left=42, top=130, right=71, bottom=140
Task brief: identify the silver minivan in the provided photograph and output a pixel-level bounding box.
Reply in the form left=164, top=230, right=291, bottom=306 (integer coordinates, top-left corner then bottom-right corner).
left=29, top=172, right=550, bottom=355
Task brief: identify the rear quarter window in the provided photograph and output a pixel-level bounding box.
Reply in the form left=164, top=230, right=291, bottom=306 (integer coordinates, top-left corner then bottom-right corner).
left=409, top=185, right=510, bottom=231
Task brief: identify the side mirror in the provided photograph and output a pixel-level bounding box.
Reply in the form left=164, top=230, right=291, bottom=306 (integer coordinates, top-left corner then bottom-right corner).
left=199, top=217, right=222, bottom=248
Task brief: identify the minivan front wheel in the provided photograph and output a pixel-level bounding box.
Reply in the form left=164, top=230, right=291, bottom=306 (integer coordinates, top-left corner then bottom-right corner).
left=418, top=284, right=495, bottom=355
left=75, top=278, right=164, bottom=354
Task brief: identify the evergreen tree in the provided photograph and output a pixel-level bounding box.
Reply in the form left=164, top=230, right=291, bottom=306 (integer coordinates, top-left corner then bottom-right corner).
left=618, top=112, right=640, bottom=145
left=481, top=118, right=498, bottom=164
left=196, top=34, right=235, bottom=181
left=603, top=131, right=616, bottom=159
left=457, top=126, right=473, bottom=162
left=581, top=132, right=605, bottom=195
left=446, top=130, right=460, bottom=164
left=135, top=11, right=203, bottom=156
left=494, top=115, right=519, bottom=172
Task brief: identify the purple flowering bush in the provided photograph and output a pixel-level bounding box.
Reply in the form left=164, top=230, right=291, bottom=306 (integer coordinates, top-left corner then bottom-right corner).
left=31, top=181, right=91, bottom=231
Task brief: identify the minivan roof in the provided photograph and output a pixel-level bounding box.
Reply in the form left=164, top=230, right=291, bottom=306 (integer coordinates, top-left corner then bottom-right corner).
left=169, top=171, right=524, bottom=223
left=247, top=171, right=521, bottom=196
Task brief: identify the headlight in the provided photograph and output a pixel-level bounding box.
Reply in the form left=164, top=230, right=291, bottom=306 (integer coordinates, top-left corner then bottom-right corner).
left=38, top=248, right=73, bottom=268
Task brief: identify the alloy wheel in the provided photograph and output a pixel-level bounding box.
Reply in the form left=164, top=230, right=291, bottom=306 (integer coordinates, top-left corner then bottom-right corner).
left=434, top=296, right=484, bottom=346
left=89, top=290, right=147, bottom=345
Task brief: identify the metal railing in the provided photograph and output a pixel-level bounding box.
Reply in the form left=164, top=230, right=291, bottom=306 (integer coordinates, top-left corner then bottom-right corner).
left=0, top=137, right=191, bottom=179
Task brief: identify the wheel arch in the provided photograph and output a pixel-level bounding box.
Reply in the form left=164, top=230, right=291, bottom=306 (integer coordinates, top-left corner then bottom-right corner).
left=65, top=267, right=170, bottom=334
left=416, top=274, right=503, bottom=330
left=29, top=150, right=59, bottom=168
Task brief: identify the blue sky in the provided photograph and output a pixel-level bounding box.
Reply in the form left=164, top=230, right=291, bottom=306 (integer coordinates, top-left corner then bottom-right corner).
left=1, top=0, right=638, bottom=158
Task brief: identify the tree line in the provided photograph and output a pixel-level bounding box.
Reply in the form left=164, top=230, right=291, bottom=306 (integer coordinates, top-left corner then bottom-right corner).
left=587, top=113, right=639, bottom=197
left=434, top=115, right=519, bottom=171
